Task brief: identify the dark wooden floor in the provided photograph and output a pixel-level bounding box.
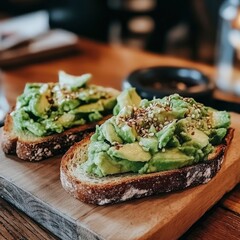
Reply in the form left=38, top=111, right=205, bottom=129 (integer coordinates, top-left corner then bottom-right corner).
left=0, top=198, right=58, bottom=240
left=182, top=184, right=240, bottom=239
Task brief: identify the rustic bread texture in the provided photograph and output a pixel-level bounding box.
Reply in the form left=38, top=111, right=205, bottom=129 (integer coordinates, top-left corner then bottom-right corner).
left=60, top=128, right=234, bottom=205
left=1, top=114, right=110, bottom=161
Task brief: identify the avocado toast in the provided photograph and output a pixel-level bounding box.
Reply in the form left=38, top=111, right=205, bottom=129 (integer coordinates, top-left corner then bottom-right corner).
left=1, top=71, right=120, bottom=161
left=60, top=89, right=234, bottom=205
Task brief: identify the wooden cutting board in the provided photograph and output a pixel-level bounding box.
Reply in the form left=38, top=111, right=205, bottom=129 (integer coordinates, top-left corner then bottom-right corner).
left=0, top=113, right=240, bottom=240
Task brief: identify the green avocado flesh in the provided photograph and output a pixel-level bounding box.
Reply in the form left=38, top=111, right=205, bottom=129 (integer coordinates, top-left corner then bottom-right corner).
left=80, top=88, right=231, bottom=177
left=11, top=71, right=119, bottom=136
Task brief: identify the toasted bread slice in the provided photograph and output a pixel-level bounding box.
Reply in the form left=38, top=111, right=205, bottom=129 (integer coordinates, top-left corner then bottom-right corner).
left=1, top=114, right=111, bottom=161
left=60, top=128, right=234, bottom=205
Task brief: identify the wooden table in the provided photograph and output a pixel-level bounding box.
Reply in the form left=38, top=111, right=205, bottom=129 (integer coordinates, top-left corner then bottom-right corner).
left=1, top=38, right=240, bottom=240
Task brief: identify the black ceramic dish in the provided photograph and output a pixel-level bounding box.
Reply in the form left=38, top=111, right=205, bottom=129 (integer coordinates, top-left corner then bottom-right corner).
left=123, top=66, right=214, bottom=103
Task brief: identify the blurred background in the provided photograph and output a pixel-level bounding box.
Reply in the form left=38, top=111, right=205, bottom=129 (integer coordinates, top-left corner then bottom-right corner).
left=0, top=0, right=225, bottom=65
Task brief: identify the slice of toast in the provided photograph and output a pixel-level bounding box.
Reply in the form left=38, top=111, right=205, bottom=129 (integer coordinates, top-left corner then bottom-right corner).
left=1, top=114, right=111, bottom=161
left=60, top=128, right=234, bottom=205
left=1, top=80, right=120, bottom=162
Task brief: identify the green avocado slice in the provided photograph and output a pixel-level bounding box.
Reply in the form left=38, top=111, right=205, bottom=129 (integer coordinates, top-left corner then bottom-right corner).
left=139, top=148, right=194, bottom=173
left=108, top=142, right=151, bottom=162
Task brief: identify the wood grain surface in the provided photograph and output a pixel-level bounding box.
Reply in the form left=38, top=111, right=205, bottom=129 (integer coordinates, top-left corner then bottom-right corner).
left=182, top=207, right=240, bottom=240
left=0, top=198, right=58, bottom=240
left=221, top=184, right=240, bottom=214
left=0, top=113, right=240, bottom=240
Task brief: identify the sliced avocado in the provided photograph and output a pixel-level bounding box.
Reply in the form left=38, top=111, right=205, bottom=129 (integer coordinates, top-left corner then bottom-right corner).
left=115, top=123, right=137, bottom=143
left=16, top=84, right=41, bottom=109
left=12, top=109, right=47, bottom=136
left=78, top=89, right=102, bottom=102
left=118, top=159, right=145, bottom=173
left=183, top=129, right=209, bottom=149
left=156, top=120, right=176, bottom=149
left=59, top=71, right=92, bottom=90
left=101, top=121, right=123, bottom=144
left=12, top=73, right=118, bottom=137
left=94, top=152, right=122, bottom=176
left=88, top=141, right=110, bottom=155
left=209, top=128, right=227, bottom=145
left=25, top=121, right=47, bottom=136
left=169, top=98, right=189, bottom=118
left=167, top=136, right=180, bottom=148
left=57, top=112, right=75, bottom=128
left=28, top=83, right=51, bottom=117
left=71, top=118, right=86, bottom=126
left=108, top=142, right=151, bottom=162
left=176, top=118, right=189, bottom=133
left=202, top=144, right=214, bottom=156
left=178, top=145, right=197, bottom=156
left=29, top=93, right=50, bottom=117
left=140, top=148, right=194, bottom=173
left=101, top=97, right=117, bottom=110
left=82, top=152, right=121, bottom=177
left=60, top=99, right=80, bottom=111
left=71, top=101, right=104, bottom=113
left=178, top=145, right=205, bottom=163
left=88, top=111, right=103, bottom=122
left=42, top=118, right=64, bottom=134
left=127, top=88, right=141, bottom=106
left=78, top=92, right=232, bottom=178
left=139, top=136, right=158, bottom=153
left=116, top=105, right=133, bottom=119
left=90, top=125, right=105, bottom=142
left=113, top=88, right=141, bottom=115
left=82, top=151, right=144, bottom=177
left=211, top=111, right=230, bottom=128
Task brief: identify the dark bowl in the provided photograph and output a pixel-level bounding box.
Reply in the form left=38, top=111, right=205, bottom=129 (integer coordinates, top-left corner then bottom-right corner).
left=123, top=66, right=214, bottom=102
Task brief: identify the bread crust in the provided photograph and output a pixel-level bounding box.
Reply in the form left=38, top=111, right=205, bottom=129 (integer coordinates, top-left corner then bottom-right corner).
left=60, top=128, right=234, bottom=205
left=1, top=114, right=111, bottom=161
